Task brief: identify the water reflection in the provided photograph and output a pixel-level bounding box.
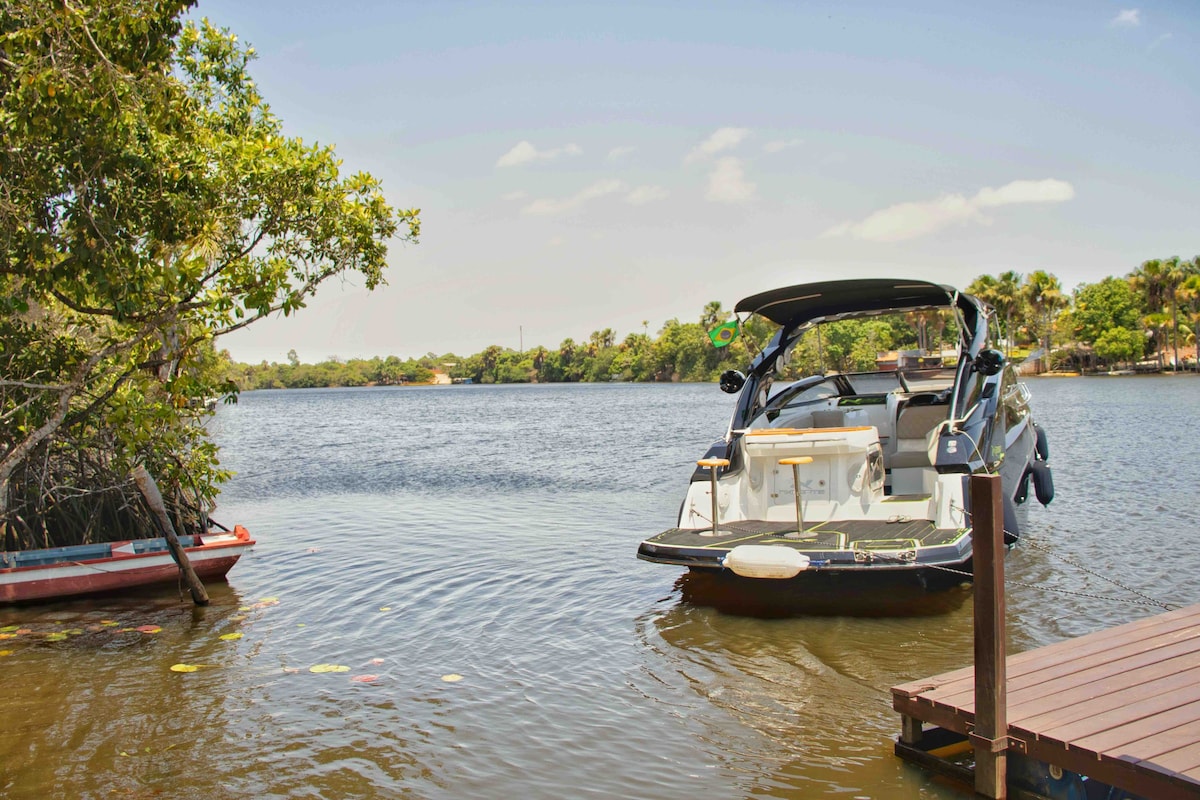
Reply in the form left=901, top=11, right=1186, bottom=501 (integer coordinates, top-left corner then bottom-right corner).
left=675, top=569, right=973, bottom=618
left=636, top=585, right=976, bottom=798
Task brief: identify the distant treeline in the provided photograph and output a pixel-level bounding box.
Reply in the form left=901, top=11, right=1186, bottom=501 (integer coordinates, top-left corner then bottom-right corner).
left=228, top=259, right=1200, bottom=389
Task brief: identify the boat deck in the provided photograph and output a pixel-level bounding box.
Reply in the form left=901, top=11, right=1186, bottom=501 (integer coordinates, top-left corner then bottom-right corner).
left=643, top=514, right=957, bottom=551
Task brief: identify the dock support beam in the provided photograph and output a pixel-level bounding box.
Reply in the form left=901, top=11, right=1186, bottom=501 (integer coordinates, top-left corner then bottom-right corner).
left=970, top=474, right=1007, bottom=798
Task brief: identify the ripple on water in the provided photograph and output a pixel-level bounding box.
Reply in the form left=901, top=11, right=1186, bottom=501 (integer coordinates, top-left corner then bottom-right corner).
left=3, top=379, right=1197, bottom=799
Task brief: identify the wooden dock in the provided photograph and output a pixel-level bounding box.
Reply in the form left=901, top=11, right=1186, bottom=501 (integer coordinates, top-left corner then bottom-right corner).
left=893, top=602, right=1200, bottom=799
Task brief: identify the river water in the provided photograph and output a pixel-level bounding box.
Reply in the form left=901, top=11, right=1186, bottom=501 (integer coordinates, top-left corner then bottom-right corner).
left=1, top=377, right=1197, bottom=799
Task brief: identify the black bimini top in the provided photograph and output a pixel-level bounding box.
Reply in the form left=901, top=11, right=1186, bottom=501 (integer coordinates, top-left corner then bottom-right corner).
left=734, top=278, right=956, bottom=328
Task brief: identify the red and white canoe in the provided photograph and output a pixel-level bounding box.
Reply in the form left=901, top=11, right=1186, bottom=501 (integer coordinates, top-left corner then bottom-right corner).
left=0, top=526, right=255, bottom=603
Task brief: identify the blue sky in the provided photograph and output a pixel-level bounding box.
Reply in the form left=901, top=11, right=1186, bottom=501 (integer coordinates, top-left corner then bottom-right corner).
left=192, top=1, right=1200, bottom=363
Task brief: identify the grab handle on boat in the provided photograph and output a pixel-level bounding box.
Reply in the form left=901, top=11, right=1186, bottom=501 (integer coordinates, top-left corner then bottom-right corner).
left=697, top=457, right=730, bottom=535
left=778, top=456, right=814, bottom=538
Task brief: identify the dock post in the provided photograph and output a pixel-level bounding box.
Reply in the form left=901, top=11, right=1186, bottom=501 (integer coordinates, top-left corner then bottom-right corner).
left=132, top=465, right=210, bottom=606
left=970, top=474, right=1006, bottom=798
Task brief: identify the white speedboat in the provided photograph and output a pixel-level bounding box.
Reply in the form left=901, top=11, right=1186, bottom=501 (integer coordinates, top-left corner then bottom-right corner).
left=638, top=279, right=1052, bottom=594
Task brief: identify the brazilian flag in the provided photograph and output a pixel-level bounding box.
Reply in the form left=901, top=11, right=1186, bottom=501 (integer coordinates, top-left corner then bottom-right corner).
left=708, top=320, right=739, bottom=348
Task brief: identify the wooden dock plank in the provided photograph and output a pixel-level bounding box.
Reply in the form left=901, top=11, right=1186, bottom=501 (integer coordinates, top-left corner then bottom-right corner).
left=1030, top=685, right=1200, bottom=746
left=892, top=605, right=1200, bottom=700
left=893, top=603, right=1200, bottom=799
left=928, top=629, right=1200, bottom=711
left=912, top=618, right=1200, bottom=705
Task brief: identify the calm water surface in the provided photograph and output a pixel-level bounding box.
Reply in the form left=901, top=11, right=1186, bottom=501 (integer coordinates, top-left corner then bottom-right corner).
left=2, top=378, right=1198, bottom=798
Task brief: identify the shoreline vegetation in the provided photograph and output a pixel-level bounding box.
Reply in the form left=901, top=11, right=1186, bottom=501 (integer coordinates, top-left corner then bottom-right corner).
left=227, top=263, right=1200, bottom=391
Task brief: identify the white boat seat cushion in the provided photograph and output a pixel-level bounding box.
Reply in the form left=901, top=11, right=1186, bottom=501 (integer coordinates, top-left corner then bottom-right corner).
left=811, top=409, right=845, bottom=428
left=891, top=403, right=949, bottom=469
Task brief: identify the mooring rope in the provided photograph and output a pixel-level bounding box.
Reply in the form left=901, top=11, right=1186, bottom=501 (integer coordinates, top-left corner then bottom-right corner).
left=943, top=504, right=1180, bottom=611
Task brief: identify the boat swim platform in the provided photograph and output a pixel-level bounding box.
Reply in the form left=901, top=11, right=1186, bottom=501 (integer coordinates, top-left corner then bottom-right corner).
left=644, top=515, right=956, bottom=550
left=892, top=602, right=1200, bottom=799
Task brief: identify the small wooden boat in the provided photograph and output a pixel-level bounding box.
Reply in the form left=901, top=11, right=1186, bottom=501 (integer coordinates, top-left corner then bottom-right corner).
left=0, top=526, right=255, bottom=603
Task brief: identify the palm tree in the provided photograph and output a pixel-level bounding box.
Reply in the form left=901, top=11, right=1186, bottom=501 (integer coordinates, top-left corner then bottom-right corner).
left=700, top=301, right=725, bottom=330
left=1023, top=271, right=1067, bottom=371
left=993, top=271, right=1023, bottom=356
left=1179, top=272, right=1200, bottom=372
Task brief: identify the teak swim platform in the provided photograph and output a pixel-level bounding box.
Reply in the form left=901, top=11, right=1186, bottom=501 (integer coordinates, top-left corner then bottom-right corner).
left=893, top=602, right=1200, bottom=799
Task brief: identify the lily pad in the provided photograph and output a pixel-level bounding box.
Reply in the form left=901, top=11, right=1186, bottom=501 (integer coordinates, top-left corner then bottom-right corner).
left=309, top=663, right=350, bottom=674
left=219, top=632, right=243, bottom=641
left=441, top=674, right=464, bottom=683
left=170, top=663, right=201, bottom=673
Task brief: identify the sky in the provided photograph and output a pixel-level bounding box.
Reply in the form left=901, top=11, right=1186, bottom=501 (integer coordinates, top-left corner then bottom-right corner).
left=190, top=0, right=1200, bottom=365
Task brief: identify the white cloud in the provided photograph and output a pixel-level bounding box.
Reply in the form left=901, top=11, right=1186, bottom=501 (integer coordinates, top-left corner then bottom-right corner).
left=607, top=145, right=636, bottom=161
left=974, top=179, right=1075, bottom=207
left=625, top=185, right=669, bottom=205
left=1110, top=8, right=1140, bottom=27
left=522, top=179, right=625, bottom=215
left=706, top=157, right=756, bottom=204
left=1149, top=32, right=1173, bottom=51
left=496, top=140, right=583, bottom=168
left=685, top=127, right=750, bottom=164
left=822, top=178, right=1075, bottom=242
left=501, top=190, right=528, bottom=201
left=764, top=138, right=804, bottom=153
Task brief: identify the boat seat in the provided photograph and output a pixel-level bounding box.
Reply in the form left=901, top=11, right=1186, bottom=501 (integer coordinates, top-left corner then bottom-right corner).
left=889, top=403, right=948, bottom=494
left=811, top=409, right=845, bottom=428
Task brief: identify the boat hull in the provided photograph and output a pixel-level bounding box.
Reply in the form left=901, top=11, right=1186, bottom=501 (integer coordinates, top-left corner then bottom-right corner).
left=0, top=526, right=255, bottom=604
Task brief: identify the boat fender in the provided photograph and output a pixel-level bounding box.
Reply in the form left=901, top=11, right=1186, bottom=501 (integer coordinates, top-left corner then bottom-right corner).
left=1014, top=467, right=1032, bottom=505
left=1029, top=461, right=1054, bottom=506
left=1034, top=423, right=1050, bottom=462
left=723, top=545, right=810, bottom=579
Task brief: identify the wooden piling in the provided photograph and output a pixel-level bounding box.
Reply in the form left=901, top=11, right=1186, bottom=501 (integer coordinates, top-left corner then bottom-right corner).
left=132, top=465, right=209, bottom=606
left=970, top=473, right=1007, bottom=798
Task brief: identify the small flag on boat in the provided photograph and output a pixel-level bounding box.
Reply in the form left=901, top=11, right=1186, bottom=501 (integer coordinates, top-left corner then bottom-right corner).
left=708, top=320, right=739, bottom=348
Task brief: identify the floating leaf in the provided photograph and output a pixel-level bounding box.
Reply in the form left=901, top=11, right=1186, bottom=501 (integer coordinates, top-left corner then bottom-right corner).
left=170, top=664, right=201, bottom=673
left=441, top=674, right=464, bottom=683
left=379, top=607, right=391, bottom=612
left=282, top=667, right=300, bottom=674
left=65, top=628, right=83, bottom=635
left=136, top=625, right=162, bottom=634
left=369, top=658, right=385, bottom=665
left=0, top=650, right=13, bottom=657
left=309, top=664, right=349, bottom=674
left=351, top=674, right=379, bottom=683
left=219, top=632, right=243, bottom=641
left=44, top=632, right=68, bottom=642
left=238, top=606, right=253, bottom=612
left=0, top=634, right=15, bottom=641
left=0, top=625, right=18, bottom=632
left=16, top=628, right=32, bottom=635
left=258, top=597, right=279, bottom=605
left=100, top=620, right=118, bottom=627
left=229, top=615, right=247, bottom=622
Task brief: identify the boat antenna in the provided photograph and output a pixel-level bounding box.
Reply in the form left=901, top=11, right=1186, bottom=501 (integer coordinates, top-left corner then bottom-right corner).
left=816, top=323, right=825, bottom=374
left=736, top=313, right=765, bottom=362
